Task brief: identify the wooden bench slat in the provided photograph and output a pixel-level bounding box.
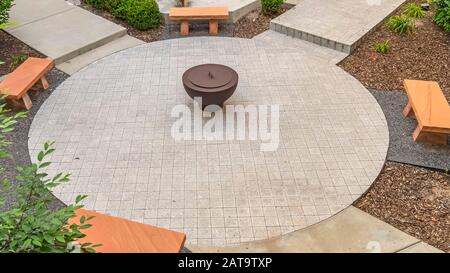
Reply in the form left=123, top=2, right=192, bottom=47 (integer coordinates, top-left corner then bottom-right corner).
left=0, top=57, right=54, bottom=99
left=169, top=7, right=229, bottom=20
left=404, top=79, right=450, bottom=132
left=69, top=209, right=186, bottom=253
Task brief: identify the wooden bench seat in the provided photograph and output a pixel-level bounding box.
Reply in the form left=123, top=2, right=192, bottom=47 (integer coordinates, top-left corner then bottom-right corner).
left=69, top=209, right=186, bottom=253
left=0, top=57, right=54, bottom=110
left=169, top=7, right=229, bottom=36
left=403, top=79, right=450, bottom=145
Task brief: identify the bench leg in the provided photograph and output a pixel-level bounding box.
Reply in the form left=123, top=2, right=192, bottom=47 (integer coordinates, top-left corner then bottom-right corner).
left=209, top=19, right=218, bottom=35
left=412, top=125, right=448, bottom=145
left=21, top=93, right=33, bottom=110
left=180, top=20, right=189, bottom=36
left=402, top=101, right=414, bottom=118
left=40, top=76, right=49, bottom=90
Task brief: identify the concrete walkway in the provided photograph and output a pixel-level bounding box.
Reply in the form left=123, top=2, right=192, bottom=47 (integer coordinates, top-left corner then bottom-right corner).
left=5, top=0, right=143, bottom=73
left=187, top=206, right=443, bottom=253
left=271, top=0, right=406, bottom=53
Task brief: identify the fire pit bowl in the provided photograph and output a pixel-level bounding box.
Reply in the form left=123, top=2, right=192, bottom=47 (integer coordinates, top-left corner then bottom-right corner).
left=182, top=64, right=239, bottom=109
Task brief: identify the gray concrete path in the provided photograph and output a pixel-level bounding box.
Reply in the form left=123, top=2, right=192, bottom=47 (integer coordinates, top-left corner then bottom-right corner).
left=5, top=0, right=139, bottom=68
left=271, top=0, right=406, bottom=53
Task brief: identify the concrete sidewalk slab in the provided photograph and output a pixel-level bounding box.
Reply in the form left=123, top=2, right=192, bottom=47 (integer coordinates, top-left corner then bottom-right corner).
left=7, top=7, right=126, bottom=64
left=398, top=242, right=444, bottom=253
left=8, top=0, right=75, bottom=30
left=56, top=35, right=144, bottom=75
left=187, top=206, right=420, bottom=253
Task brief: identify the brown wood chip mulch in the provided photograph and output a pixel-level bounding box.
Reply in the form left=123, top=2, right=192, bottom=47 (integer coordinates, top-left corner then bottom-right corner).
left=0, top=30, right=44, bottom=75
left=356, top=161, right=450, bottom=252
left=233, top=7, right=290, bottom=39
left=338, top=0, right=450, bottom=101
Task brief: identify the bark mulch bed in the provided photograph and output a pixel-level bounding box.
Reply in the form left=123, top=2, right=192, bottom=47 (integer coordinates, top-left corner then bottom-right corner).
left=339, top=0, right=450, bottom=101
left=79, top=1, right=165, bottom=43
left=356, top=161, right=450, bottom=252
left=233, top=6, right=290, bottom=39
left=0, top=30, right=44, bottom=76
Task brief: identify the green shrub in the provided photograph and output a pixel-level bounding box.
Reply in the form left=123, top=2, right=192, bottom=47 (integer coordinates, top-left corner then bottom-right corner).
left=434, top=0, right=450, bottom=32
left=0, top=102, right=99, bottom=253
left=404, top=3, right=426, bottom=18
left=119, top=0, right=161, bottom=30
left=387, top=15, right=415, bottom=34
left=104, top=0, right=122, bottom=13
left=261, top=0, right=284, bottom=15
left=85, top=0, right=105, bottom=9
left=374, top=40, right=391, bottom=54
left=0, top=0, right=14, bottom=25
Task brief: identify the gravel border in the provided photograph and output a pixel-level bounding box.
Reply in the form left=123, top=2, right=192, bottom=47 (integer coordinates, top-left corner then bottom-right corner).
left=0, top=68, right=68, bottom=211
left=369, top=89, right=450, bottom=171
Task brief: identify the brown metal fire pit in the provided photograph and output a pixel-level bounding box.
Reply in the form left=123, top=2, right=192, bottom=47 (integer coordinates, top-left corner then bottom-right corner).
left=182, top=64, right=238, bottom=110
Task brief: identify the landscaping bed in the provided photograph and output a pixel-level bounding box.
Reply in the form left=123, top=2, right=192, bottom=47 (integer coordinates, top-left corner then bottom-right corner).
left=0, top=30, right=44, bottom=75
left=233, top=6, right=291, bottom=38
left=356, top=161, right=450, bottom=252
left=339, top=0, right=450, bottom=101
left=79, top=0, right=165, bottom=42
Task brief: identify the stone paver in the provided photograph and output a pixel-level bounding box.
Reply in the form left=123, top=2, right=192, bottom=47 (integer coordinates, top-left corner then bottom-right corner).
left=29, top=37, right=389, bottom=246
left=254, top=30, right=348, bottom=65
left=56, top=35, right=144, bottom=75
left=271, top=0, right=406, bottom=53
left=187, top=206, right=421, bottom=252
left=6, top=0, right=126, bottom=64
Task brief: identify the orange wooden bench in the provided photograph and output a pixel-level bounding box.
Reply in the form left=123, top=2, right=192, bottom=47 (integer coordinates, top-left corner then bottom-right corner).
left=403, top=79, right=450, bottom=145
left=0, top=57, right=54, bottom=110
left=169, top=7, right=229, bottom=36
left=69, top=209, right=186, bottom=253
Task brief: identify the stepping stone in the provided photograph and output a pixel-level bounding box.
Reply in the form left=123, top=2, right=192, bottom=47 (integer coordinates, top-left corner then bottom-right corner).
left=57, top=35, right=144, bottom=75
left=270, top=0, right=406, bottom=53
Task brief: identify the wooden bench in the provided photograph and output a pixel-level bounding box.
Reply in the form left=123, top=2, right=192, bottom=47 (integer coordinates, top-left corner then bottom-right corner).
left=69, top=209, right=186, bottom=253
left=403, top=79, right=450, bottom=145
left=0, top=57, right=54, bottom=110
left=169, top=7, right=229, bottom=36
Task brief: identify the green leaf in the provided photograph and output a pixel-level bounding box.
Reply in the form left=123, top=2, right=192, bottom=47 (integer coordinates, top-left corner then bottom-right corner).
left=55, top=235, right=65, bottom=243
left=37, top=151, right=45, bottom=161
left=22, top=238, right=32, bottom=249
left=32, top=239, right=42, bottom=247
left=80, top=215, right=86, bottom=224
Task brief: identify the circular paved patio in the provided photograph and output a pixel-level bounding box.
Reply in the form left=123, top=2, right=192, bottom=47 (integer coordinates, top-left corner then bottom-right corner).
left=28, top=37, right=389, bottom=246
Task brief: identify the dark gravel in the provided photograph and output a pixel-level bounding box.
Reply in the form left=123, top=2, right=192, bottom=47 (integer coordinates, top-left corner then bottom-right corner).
left=370, top=89, right=450, bottom=171
left=0, top=68, right=68, bottom=211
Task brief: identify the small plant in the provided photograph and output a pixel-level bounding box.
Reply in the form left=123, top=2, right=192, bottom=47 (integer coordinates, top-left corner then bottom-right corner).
left=434, top=0, right=450, bottom=32
left=118, top=0, right=161, bottom=30
left=9, top=53, right=28, bottom=69
left=374, top=40, right=391, bottom=54
left=404, top=3, right=426, bottom=18
left=387, top=15, right=415, bottom=34
left=0, top=0, right=14, bottom=25
left=261, top=0, right=284, bottom=15
left=0, top=101, right=100, bottom=253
